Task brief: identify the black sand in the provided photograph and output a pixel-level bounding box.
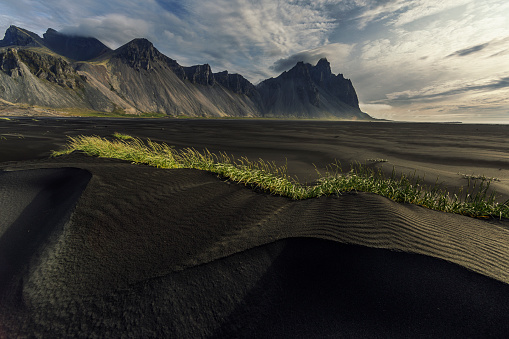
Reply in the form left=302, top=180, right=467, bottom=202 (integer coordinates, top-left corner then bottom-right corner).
left=1, top=118, right=509, bottom=337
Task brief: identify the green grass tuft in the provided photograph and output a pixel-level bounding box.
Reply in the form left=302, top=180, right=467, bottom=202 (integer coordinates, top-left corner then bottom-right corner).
left=112, top=132, right=135, bottom=140
left=52, top=135, right=509, bottom=219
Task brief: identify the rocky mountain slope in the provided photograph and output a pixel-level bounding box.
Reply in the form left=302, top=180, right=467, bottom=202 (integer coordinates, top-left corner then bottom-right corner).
left=0, top=26, right=371, bottom=119
left=258, top=58, right=362, bottom=118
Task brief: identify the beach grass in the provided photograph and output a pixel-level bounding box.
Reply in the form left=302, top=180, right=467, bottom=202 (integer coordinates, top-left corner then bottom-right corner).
left=112, top=132, right=135, bottom=140
left=53, top=135, right=509, bottom=219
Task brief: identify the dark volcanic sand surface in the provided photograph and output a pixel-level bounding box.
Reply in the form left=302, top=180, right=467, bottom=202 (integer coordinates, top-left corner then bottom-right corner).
left=1, top=118, right=508, bottom=197
left=1, top=118, right=509, bottom=337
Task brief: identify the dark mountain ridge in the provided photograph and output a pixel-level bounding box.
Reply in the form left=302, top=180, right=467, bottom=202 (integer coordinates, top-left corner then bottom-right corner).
left=257, top=58, right=363, bottom=118
left=0, top=26, right=371, bottom=119
left=43, top=28, right=111, bottom=61
left=0, top=26, right=111, bottom=61
left=0, top=26, right=45, bottom=48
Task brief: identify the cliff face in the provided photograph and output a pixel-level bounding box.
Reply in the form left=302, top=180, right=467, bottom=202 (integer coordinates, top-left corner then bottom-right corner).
left=0, top=26, right=45, bottom=48
left=77, top=38, right=261, bottom=117
left=257, top=58, right=364, bottom=119
left=310, top=58, right=359, bottom=109
left=183, top=64, right=215, bottom=86
left=42, top=28, right=111, bottom=61
left=0, top=26, right=111, bottom=61
left=0, top=26, right=371, bottom=119
left=112, top=38, right=163, bottom=71
left=214, top=71, right=258, bottom=96
left=9, top=49, right=84, bottom=88
left=0, top=48, right=90, bottom=108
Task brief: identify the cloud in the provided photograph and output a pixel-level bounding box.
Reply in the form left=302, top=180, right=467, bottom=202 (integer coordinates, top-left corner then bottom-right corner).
left=146, top=0, right=346, bottom=82
left=359, top=103, right=394, bottom=119
left=387, top=76, right=509, bottom=102
left=270, top=43, right=354, bottom=73
left=390, top=0, right=473, bottom=26
left=359, top=103, right=393, bottom=111
left=61, top=14, right=151, bottom=48
left=0, top=0, right=72, bottom=35
left=0, top=0, right=339, bottom=75
left=154, top=0, right=189, bottom=18
left=447, top=43, right=490, bottom=57
left=446, top=36, right=509, bottom=58
left=346, top=0, right=509, bottom=112
left=354, top=0, right=473, bottom=29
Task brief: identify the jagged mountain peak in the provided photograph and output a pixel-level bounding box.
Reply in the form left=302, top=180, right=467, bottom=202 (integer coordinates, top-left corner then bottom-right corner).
left=122, top=38, right=154, bottom=50
left=42, top=28, right=111, bottom=61
left=284, top=61, right=311, bottom=80
left=256, top=57, right=363, bottom=118
left=316, top=57, right=329, bottom=65
left=113, top=38, right=164, bottom=71
left=282, top=58, right=332, bottom=81
left=285, top=58, right=333, bottom=78
left=0, top=26, right=44, bottom=48
left=0, top=26, right=111, bottom=61
left=310, top=58, right=335, bottom=85
left=44, top=28, right=58, bottom=36
left=278, top=58, right=347, bottom=86
left=114, top=38, right=160, bottom=59
left=314, top=58, right=332, bottom=75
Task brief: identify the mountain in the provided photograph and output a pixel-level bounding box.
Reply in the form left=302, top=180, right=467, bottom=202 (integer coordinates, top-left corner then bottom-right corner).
left=257, top=58, right=364, bottom=119
left=0, top=26, right=46, bottom=48
left=0, top=26, right=371, bottom=119
left=0, top=26, right=111, bottom=61
left=42, top=28, right=111, bottom=61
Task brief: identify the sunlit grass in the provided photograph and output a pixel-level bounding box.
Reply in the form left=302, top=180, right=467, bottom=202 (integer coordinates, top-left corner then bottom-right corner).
left=52, top=135, right=509, bottom=219
left=112, top=132, right=135, bottom=140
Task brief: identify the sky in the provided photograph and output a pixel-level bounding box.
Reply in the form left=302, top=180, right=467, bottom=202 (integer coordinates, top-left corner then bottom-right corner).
left=1, top=0, right=508, bottom=122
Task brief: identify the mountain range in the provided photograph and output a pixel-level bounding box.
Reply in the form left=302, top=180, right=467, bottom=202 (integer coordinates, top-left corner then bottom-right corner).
left=0, top=26, right=371, bottom=119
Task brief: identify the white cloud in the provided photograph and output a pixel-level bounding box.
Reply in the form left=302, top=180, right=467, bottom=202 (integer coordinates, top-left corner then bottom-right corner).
left=385, top=76, right=509, bottom=102
left=3, top=0, right=340, bottom=77
left=346, top=0, right=509, bottom=122
left=359, top=103, right=392, bottom=111
left=359, top=103, right=395, bottom=119
left=390, top=0, right=473, bottom=26
left=143, top=0, right=346, bottom=81
left=184, top=0, right=337, bottom=57
left=62, top=14, right=151, bottom=48
left=271, top=43, right=354, bottom=73
left=354, top=0, right=474, bottom=29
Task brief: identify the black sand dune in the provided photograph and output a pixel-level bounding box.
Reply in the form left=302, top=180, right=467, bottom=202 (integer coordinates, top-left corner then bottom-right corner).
left=0, top=168, right=91, bottom=293
left=0, top=153, right=509, bottom=337
left=1, top=118, right=509, bottom=337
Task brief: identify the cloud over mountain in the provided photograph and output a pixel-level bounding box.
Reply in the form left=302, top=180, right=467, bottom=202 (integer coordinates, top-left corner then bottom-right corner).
left=271, top=43, right=354, bottom=74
